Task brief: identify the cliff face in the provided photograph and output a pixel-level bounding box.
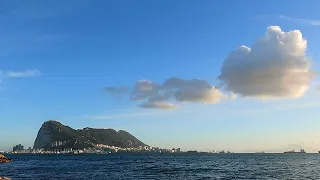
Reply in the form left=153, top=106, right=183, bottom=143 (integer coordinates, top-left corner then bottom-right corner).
left=33, top=120, right=147, bottom=150
left=33, top=121, right=56, bottom=149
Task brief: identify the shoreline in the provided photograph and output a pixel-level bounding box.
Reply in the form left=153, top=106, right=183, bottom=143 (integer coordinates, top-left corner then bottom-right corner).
left=3, top=152, right=320, bottom=155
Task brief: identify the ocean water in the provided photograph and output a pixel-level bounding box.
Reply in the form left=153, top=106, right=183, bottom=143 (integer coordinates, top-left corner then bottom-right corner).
left=1, top=153, right=320, bottom=179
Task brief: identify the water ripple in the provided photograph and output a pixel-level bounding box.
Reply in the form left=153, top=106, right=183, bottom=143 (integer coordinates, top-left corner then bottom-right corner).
left=1, top=154, right=320, bottom=179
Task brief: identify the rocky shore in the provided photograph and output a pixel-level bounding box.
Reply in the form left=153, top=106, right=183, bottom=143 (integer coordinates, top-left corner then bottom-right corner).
left=0, top=177, right=11, bottom=180
left=0, top=154, right=11, bottom=163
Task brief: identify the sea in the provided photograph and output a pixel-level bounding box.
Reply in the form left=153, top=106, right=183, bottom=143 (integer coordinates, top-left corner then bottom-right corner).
left=1, top=153, right=320, bottom=179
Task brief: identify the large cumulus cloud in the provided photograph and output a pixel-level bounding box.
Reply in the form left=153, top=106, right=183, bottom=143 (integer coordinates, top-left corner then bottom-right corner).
left=106, top=77, right=228, bottom=109
left=218, top=26, right=314, bottom=99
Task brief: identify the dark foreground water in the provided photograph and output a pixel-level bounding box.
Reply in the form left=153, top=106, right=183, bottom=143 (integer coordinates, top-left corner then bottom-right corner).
left=1, top=153, right=320, bottom=179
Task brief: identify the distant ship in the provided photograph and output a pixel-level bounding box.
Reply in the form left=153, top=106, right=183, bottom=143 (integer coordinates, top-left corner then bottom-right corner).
left=186, top=150, right=198, bottom=154
left=284, top=149, right=306, bottom=153
left=318, top=151, right=320, bottom=153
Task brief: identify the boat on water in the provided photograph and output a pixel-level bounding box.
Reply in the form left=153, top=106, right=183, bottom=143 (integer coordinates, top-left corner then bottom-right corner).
left=186, top=150, right=198, bottom=154
left=284, top=149, right=306, bottom=154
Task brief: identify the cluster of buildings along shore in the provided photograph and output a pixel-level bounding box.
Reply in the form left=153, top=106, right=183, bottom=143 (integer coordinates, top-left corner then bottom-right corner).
left=4, top=143, right=232, bottom=154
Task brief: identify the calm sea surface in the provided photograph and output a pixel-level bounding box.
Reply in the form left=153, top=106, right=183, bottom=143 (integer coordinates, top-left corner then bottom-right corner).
left=1, top=153, right=320, bottom=179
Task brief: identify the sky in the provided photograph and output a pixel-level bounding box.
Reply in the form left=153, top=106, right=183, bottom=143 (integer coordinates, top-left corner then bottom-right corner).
left=1, top=0, right=320, bottom=152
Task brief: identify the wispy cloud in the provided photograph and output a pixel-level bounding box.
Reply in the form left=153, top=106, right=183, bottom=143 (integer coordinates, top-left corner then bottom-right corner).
left=88, top=112, right=155, bottom=120
left=0, top=69, right=41, bottom=87
left=3, top=69, right=41, bottom=78
left=279, top=15, right=320, bottom=26
left=267, top=101, right=320, bottom=112
left=233, top=101, right=320, bottom=116
left=1, top=1, right=89, bottom=21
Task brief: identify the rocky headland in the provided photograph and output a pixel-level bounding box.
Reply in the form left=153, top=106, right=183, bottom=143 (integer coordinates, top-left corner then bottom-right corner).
left=0, top=154, right=11, bottom=163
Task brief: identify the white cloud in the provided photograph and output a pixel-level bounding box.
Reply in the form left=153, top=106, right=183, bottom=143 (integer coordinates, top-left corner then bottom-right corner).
left=106, top=77, right=228, bottom=110
left=230, top=92, right=237, bottom=100
left=105, top=86, right=129, bottom=99
left=0, top=69, right=41, bottom=86
left=131, top=80, right=160, bottom=101
left=3, top=69, right=41, bottom=77
left=219, top=26, right=314, bottom=99
left=163, top=77, right=224, bottom=104
left=279, top=15, right=320, bottom=26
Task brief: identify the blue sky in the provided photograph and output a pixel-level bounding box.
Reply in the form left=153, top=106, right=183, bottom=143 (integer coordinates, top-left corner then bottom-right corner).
left=1, top=0, right=320, bottom=152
